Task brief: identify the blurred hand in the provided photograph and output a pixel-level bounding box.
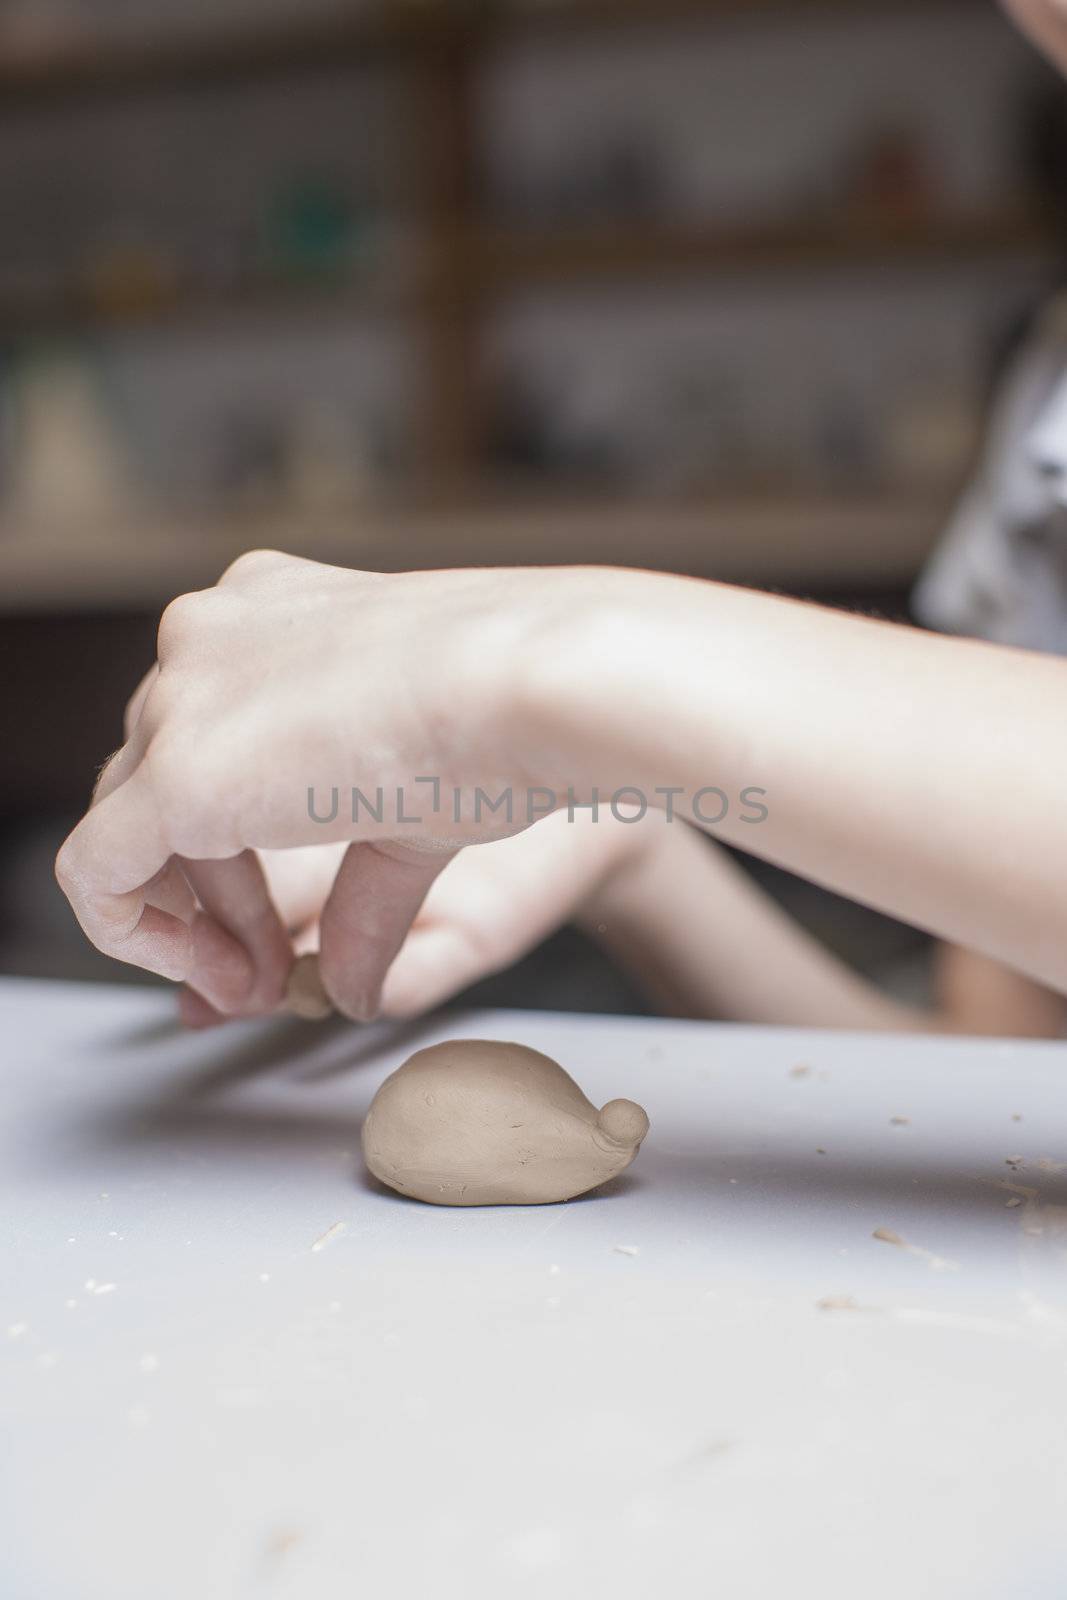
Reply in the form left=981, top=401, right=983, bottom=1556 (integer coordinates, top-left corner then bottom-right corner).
left=379, top=807, right=654, bottom=1016
left=1001, top=0, right=1067, bottom=75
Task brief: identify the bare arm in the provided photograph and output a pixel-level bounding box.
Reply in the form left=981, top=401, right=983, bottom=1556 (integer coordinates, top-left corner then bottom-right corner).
left=931, top=942, right=1067, bottom=1038
left=530, top=573, right=1067, bottom=998
left=56, top=557, right=1067, bottom=1016
left=577, top=819, right=920, bottom=1031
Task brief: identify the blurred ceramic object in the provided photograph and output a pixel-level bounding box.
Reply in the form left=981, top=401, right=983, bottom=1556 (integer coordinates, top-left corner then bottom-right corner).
left=6, top=349, right=142, bottom=538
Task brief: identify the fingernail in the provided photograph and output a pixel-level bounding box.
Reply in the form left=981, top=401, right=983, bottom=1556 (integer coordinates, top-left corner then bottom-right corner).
left=320, top=967, right=377, bottom=1023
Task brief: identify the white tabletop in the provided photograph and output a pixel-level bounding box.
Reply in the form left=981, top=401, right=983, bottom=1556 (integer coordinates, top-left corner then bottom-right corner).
left=3, top=975, right=1067, bottom=1599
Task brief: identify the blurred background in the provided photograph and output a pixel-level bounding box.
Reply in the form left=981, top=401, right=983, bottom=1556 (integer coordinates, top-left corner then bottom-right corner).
left=1, top=0, right=1064, bottom=1012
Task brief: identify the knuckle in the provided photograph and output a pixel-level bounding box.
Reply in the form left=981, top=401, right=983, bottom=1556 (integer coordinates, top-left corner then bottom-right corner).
left=218, top=547, right=288, bottom=587
left=54, top=838, right=77, bottom=895
left=136, top=669, right=178, bottom=739
left=156, top=591, right=207, bottom=658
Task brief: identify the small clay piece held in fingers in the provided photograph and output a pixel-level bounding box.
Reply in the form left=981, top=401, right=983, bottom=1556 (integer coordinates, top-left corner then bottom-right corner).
left=286, top=952, right=334, bottom=1020
left=362, top=1038, right=650, bottom=1206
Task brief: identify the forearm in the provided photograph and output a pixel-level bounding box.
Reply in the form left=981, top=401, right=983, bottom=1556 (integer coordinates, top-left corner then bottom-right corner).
left=933, top=942, right=1067, bottom=1038
left=530, top=570, right=1067, bottom=995
left=578, top=819, right=921, bottom=1030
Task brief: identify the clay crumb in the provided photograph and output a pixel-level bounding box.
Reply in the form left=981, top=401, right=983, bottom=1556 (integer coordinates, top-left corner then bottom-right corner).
left=872, top=1226, right=958, bottom=1272
left=815, top=1147, right=827, bottom=1156
left=1005, top=1156, right=1025, bottom=1169
left=310, top=1221, right=347, bottom=1253
left=1035, top=1156, right=1067, bottom=1174
left=889, top=1116, right=910, bottom=1126
left=613, top=1244, right=640, bottom=1257
left=1012, top=1113, right=1023, bottom=1123
left=263, top=1528, right=304, bottom=1566
left=1005, top=1196, right=1024, bottom=1209
left=991, top=1177, right=1039, bottom=1204
left=789, top=1064, right=812, bottom=1079
left=817, top=1295, right=863, bottom=1312
left=873, top=1227, right=906, bottom=1248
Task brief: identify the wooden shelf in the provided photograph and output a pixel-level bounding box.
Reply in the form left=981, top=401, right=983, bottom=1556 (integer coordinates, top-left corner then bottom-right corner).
left=2, top=208, right=1056, bottom=341
left=0, top=492, right=950, bottom=612
left=0, top=8, right=465, bottom=104
left=497, top=0, right=974, bottom=42
left=0, top=0, right=980, bottom=105
left=0, top=0, right=1025, bottom=509
left=476, top=209, right=1062, bottom=288
left=0, top=268, right=410, bottom=342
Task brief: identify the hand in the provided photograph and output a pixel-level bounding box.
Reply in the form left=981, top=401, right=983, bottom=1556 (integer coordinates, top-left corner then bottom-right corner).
left=175, top=841, right=345, bottom=1027
left=55, top=551, right=612, bottom=1020
left=178, top=811, right=650, bottom=1028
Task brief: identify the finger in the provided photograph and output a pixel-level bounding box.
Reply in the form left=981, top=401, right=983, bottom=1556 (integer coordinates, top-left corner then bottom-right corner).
left=257, top=842, right=348, bottom=932
left=56, top=769, right=251, bottom=994
left=318, top=840, right=457, bottom=1021
left=55, top=772, right=191, bottom=980
left=292, top=918, right=321, bottom=956
left=177, top=986, right=228, bottom=1030
left=184, top=909, right=258, bottom=1014
left=379, top=923, right=499, bottom=1018
left=181, top=851, right=294, bottom=1015
left=376, top=817, right=601, bottom=1017
left=144, top=859, right=197, bottom=922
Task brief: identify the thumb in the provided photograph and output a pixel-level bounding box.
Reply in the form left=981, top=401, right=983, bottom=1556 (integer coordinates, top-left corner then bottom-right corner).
left=318, top=839, right=457, bottom=1020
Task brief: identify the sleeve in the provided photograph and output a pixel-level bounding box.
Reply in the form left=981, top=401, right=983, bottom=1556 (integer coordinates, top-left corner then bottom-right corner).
left=912, top=299, right=1067, bottom=654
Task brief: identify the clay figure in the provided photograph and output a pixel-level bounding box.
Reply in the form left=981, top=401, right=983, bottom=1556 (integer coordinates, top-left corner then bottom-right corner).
left=362, top=1038, right=649, bottom=1206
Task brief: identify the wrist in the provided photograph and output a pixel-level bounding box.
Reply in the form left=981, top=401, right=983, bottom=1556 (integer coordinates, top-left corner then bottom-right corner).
left=515, top=566, right=733, bottom=802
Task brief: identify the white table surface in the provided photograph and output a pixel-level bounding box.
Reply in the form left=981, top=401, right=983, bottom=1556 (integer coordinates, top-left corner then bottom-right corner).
left=3, top=975, right=1067, bottom=1600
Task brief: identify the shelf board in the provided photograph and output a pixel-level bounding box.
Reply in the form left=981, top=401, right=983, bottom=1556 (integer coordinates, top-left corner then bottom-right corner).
left=497, top=0, right=974, bottom=41
left=0, top=8, right=463, bottom=104
left=477, top=208, right=1061, bottom=288
left=3, top=208, right=1056, bottom=341
left=0, top=269, right=409, bottom=342
left=0, top=492, right=949, bottom=612
left=0, top=0, right=982, bottom=105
